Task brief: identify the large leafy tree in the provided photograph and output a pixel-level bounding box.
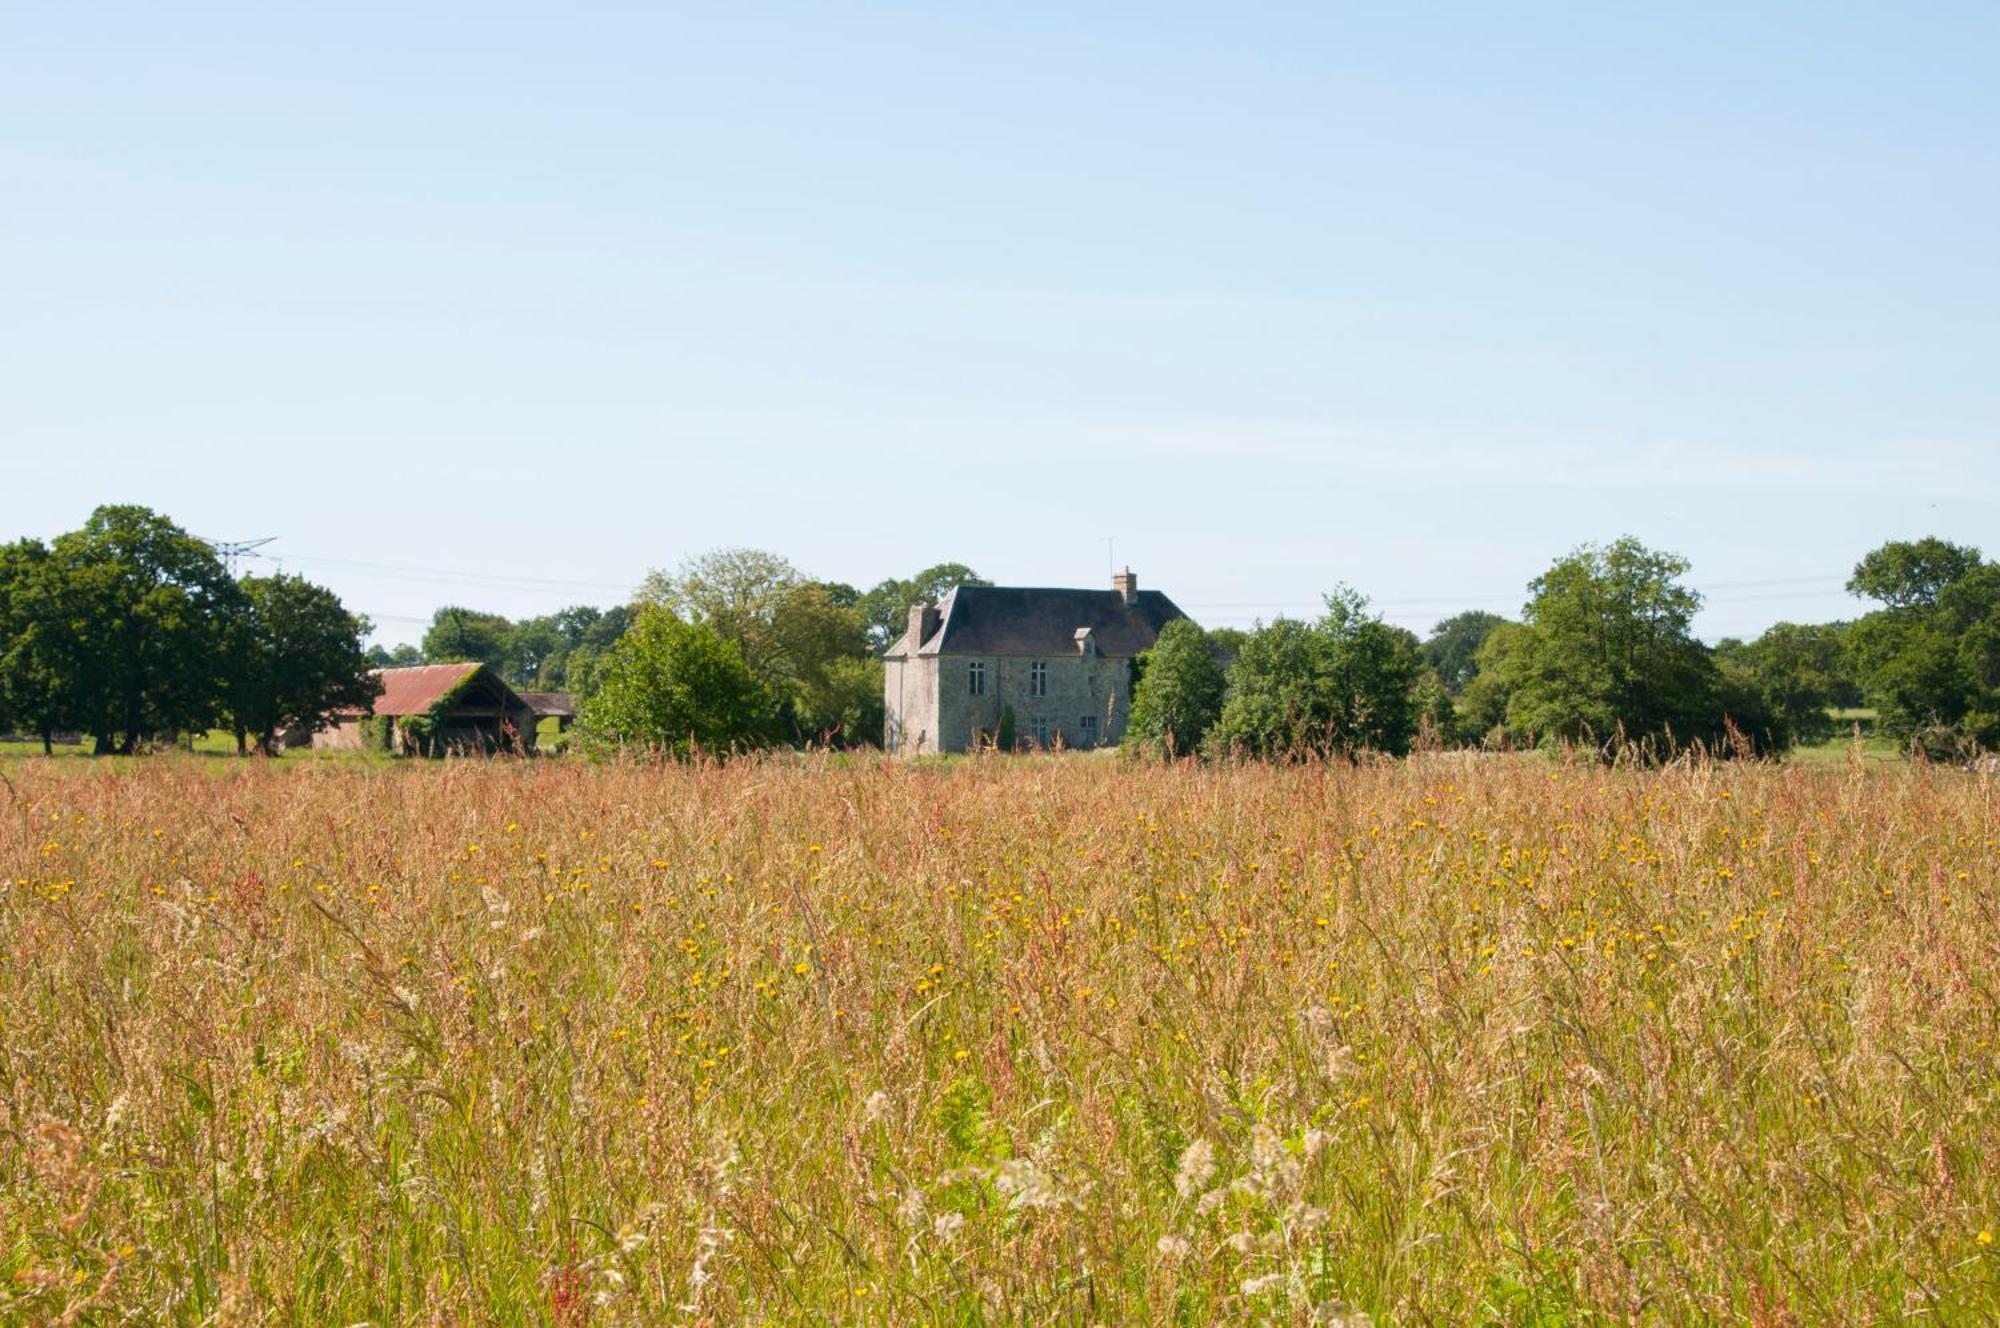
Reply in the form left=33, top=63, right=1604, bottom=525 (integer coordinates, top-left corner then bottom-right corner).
left=579, top=607, right=776, bottom=758
left=0, top=538, right=78, bottom=752
left=1126, top=619, right=1227, bottom=757
left=1845, top=540, right=1999, bottom=753
left=1421, top=610, right=1508, bottom=693
left=1713, top=622, right=1857, bottom=748
left=860, top=562, right=991, bottom=649
left=49, top=506, right=243, bottom=754
left=422, top=606, right=514, bottom=668
left=1846, top=537, right=1982, bottom=611
left=641, top=549, right=880, bottom=745
left=1210, top=589, right=1425, bottom=758
left=223, top=574, right=379, bottom=755
left=1486, top=537, right=1762, bottom=755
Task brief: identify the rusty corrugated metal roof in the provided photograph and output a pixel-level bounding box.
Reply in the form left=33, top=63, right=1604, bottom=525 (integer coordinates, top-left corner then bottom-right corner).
left=367, top=663, right=485, bottom=716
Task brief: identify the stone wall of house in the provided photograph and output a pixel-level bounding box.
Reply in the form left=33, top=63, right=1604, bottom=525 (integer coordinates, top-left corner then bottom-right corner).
left=933, top=652, right=1133, bottom=752
left=883, top=654, right=943, bottom=755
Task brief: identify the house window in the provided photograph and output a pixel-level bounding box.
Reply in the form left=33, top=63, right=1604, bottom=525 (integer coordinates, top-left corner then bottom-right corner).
left=1029, top=717, right=1052, bottom=748
left=1079, top=715, right=1098, bottom=745
left=1030, top=661, right=1047, bottom=697
left=969, top=661, right=986, bottom=696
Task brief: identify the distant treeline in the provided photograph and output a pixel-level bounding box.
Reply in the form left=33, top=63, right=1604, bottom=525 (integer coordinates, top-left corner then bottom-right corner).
left=5, top=509, right=1994, bottom=762
left=1123, top=535, right=2000, bottom=762
left=0, top=507, right=376, bottom=754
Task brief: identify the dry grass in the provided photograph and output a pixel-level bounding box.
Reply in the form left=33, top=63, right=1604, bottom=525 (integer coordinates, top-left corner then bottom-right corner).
left=1, top=752, right=1996, bottom=1324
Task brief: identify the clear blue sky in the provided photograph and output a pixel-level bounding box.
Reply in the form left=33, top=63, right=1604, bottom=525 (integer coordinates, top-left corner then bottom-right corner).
left=5, top=3, right=1995, bottom=644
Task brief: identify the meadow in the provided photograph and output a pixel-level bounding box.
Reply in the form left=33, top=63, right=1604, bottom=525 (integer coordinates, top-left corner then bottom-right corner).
left=1, top=752, right=1995, bottom=1324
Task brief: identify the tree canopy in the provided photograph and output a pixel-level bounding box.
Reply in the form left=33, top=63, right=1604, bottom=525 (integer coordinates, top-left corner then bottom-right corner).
left=1126, top=619, right=1227, bottom=757
left=578, top=607, right=776, bottom=758
left=1208, top=589, right=1425, bottom=759
left=858, top=563, right=991, bottom=648
left=1421, top=610, right=1508, bottom=693
left=640, top=548, right=882, bottom=745
left=224, top=574, right=379, bottom=754
left=1845, top=540, right=1998, bottom=754
left=1479, top=537, right=1771, bottom=756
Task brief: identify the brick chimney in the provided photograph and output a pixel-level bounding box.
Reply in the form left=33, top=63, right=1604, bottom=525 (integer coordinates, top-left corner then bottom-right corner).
left=1112, top=566, right=1138, bottom=607
left=907, top=602, right=941, bottom=650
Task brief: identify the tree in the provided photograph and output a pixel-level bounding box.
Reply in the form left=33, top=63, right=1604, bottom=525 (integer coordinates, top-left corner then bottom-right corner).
left=1458, top=621, right=1530, bottom=743
left=1846, top=537, right=1983, bottom=611
left=48, top=506, right=242, bottom=754
left=366, top=642, right=423, bottom=668
left=1126, top=619, right=1226, bottom=757
left=578, top=607, right=776, bottom=758
left=1210, top=589, right=1425, bottom=759
left=1846, top=550, right=2000, bottom=755
left=1421, top=611, right=1508, bottom=693
left=1487, top=537, right=1766, bottom=755
left=642, top=549, right=880, bottom=745
left=1714, top=622, right=1855, bottom=748
left=860, top=563, right=991, bottom=649
left=422, top=606, right=514, bottom=667
left=0, top=539, right=76, bottom=752
left=223, top=574, right=379, bottom=755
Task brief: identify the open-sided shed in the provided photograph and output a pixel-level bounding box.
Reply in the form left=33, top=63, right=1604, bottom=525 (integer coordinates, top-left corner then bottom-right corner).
left=316, top=663, right=539, bottom=755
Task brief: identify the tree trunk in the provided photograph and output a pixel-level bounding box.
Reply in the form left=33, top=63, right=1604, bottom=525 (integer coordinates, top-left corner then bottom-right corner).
left=94, top=733, right=114, bottom=756
left=235, top=724, right=248, bottom=757
left=41, top=729, right=52, bottom=757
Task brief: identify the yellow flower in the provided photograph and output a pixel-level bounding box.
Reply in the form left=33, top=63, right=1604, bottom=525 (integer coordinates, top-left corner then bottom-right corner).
left=1980, top=1228, right=1995, bottom=1247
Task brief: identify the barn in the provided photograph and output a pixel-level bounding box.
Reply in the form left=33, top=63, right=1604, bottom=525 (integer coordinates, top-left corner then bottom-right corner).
left=315, top=663, right=540, bottom=755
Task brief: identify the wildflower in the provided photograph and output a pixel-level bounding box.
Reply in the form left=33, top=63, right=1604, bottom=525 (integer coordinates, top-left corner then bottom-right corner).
left=1981, top=1228, right=1995, bottom=1247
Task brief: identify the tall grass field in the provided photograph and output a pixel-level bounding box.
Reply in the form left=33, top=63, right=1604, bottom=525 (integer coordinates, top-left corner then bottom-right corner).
left=2, top=754, right=1995, bottom=1323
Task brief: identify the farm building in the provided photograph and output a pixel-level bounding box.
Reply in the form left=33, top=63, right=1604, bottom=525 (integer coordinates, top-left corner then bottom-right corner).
left=882, top=568, right=1187, bottom=755
left=315, top=663, right=540, bottom=755
left=519, top=691, right=577, bottom=732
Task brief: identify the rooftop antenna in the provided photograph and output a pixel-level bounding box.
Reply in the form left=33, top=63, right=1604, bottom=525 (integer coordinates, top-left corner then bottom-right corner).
left=201, top=536, right=276, bottom=577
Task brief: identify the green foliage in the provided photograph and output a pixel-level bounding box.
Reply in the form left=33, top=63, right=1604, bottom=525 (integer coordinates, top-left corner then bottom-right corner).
left=1846, top=546, right=2000, bottom=755
left=578, top=607, right=776, bottom=758
left=1421, top=610, right=1508, bottom=693
left=49, top=506, right=244, bottom=754
left=1483, top=537, right=1770, bottom=757
left=421, top=606, right=513, bottom=669
left=859, top=562, right=991, bottom=649
left=0, top=538, right=74, bottom=748
left=365, top=642, right=423, bottom=669
left=1210, top=589, right=1425, bottom=758
left=223, top=574, right=379, bottom=754
left=1846, top=537, right=1983, bottom=611
left=641, top=548, right=880, bottom=746
left=1458, top=621, right=1530, bottom=742
left=1126, top=619, right=1226, bottom=757
left=996, top=705, right=1017, bottom=753
left=1713, top=622, right=1856, bottom=748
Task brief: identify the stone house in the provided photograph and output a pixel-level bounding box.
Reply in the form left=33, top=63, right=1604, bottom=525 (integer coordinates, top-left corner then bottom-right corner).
left=882, top=569, right=1186, bottom=755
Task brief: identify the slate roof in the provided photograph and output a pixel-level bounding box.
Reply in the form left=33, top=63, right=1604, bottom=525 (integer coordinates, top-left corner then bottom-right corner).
left=884, top=585, right=1186, bottom=659
left=519, top=691, right=576, bottom=718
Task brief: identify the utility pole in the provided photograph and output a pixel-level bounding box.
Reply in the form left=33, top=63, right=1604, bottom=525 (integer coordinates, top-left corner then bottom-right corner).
left=200, top=536, right=275, bottom=577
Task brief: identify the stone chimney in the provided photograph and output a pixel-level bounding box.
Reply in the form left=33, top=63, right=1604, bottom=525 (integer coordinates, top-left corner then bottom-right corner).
left=907, top=602, right=941, bottom=650
left=1112, top=566, right=1139, bottom=607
